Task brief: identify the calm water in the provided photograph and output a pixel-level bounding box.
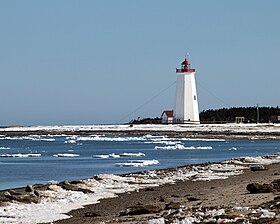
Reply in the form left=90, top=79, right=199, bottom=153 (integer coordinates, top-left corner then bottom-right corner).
left=1, top=134, right=280, bottom=190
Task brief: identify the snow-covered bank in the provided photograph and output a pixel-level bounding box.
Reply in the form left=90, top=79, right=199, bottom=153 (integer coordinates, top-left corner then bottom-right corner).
left=1, top=154, right=280, bottom=223
left=1, top=123, right=280, bottom=139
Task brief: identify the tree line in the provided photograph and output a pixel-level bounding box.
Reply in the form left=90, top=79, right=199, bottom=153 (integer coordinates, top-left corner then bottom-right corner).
left=129, top=106, right=280, bottom=124
left=200, top=106, right=280, bottom=123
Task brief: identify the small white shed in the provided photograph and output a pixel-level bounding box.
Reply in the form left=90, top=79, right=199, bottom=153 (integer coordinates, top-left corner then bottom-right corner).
left=161, top=110, right=174, bottom=124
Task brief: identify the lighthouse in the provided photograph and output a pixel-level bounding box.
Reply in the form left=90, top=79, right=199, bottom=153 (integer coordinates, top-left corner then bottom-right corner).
left=174, top=55, right=200, bottom=124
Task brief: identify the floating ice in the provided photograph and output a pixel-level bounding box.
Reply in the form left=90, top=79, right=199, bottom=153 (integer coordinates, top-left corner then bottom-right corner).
left=0, top=136, right=55, bottom=142
left=120, top=152, right=145, bottom=157
left=155, top=144, right=212, bottom=150
left=0, top=147, right=11, bottom=150
left=0, top=153, right=41, bottom=158
left=53, top=153, right=80, bottom=157
left=64, top=139, right=77, bottom=144
left=93, top=153, right=120, bottom=159
left=75, top=135, right=148, bottom=142
left=115, top=159, right=159, bottom=167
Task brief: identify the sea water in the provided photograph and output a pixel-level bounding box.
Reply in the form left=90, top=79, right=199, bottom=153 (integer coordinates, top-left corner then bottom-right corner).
left=1, top=134, right=280, bottom=190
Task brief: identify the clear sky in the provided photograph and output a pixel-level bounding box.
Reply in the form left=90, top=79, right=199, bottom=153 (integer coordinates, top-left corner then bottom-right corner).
left=0, top=0, right=279, bottom=125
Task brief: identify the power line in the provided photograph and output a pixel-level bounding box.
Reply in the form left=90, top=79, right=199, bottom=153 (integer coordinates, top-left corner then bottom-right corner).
left=116, top=81, right=176, bottom=124
left=197, top=80, right=231, bottom=108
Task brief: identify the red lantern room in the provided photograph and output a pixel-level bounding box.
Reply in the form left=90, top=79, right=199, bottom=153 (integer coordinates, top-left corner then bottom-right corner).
left=176, top=57, right=195, bottom=73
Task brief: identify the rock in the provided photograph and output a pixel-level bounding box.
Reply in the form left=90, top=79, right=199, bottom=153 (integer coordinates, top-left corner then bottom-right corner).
left=25, top=185, right=34, bottom=192
left=119, top=204, right=163, bottom=216
left=29, top=192, right=40, bottom=203
left=85, top=212, right=100, bottom=217
left=62, top=180, right=70, bottom=185
left=4, top=191, right=12, bottom=199
left=271, top=179, right=280, bottom=191
left=250, top=165, right=267, bottom=171
left=171, top=194, right=180, bottom=198
left=8, top=190, right=21, bottom=196
left=165, top=201, right=181, bottom=210
left=34, top=190, right=40, bottom=197
left=9, top=193, right=40, bottom=203
left=145, top=187, right=155, bottom=191
left=61, top=183, right=93, bottom=193
left=187, top=197, right=199, bottom=201
left=70, top=180, right=83, bottom=184
left=61, top=183, right=78, bottom=191
left=78, top=188, right=93, bottom=194
left=247, top=183, right=274, bottom=194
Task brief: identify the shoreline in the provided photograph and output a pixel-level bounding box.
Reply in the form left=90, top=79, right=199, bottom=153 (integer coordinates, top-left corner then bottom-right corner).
left=2, top=154, right=280, bottom=223
left=1, top=123, right=280, bottom=140
left=54, top=163, right=280, bottom=224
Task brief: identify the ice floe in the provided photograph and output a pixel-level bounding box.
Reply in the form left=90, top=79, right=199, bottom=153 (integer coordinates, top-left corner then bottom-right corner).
left=0, top=136, right=55, bottom=142
left=93, top=152, right=145, bottom=159
left=93, top=153, right=120, bottom=159
left=0, top=147, right=11, bottom=150
left=0, top=153, right=41, bottom=158
left=115, top=159, right=159, bottom=167
left=120, top=152, right=145, bottom=157
left=64, top=139, right=77, bottom=144
left=155, top=144, right=213, bottom=150
left=53, top=153, right=80, bottom=157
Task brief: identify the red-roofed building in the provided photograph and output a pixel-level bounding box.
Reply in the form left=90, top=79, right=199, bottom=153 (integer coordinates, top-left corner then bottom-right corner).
left=161, top=110, right=174, bottom=124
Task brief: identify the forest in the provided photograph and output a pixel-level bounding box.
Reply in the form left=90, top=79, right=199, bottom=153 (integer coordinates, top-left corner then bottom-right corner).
left=129, top=107, right=280, bottom=124
left=199, top=106, right=280, bottom=123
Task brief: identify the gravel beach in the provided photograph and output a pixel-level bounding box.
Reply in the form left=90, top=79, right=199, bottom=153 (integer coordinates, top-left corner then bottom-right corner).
left=51, top=162, right=280, bottom=224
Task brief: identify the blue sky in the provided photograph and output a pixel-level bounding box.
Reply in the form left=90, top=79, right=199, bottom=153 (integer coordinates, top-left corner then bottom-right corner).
left=0, top=1, right=279, bottom=125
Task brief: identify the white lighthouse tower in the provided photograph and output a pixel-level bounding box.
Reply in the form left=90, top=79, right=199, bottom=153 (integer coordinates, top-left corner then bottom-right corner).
left=174, top=55, right=200, bottom=124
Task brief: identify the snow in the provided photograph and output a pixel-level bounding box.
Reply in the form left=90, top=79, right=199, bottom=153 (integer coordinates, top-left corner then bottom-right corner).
left=145, top=217, right=165, bottom=224
left=1, top=123, right=280, bottom=136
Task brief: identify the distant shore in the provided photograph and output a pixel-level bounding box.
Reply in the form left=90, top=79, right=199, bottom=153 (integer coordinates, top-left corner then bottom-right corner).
left=1, top=123, right=280, bottom=140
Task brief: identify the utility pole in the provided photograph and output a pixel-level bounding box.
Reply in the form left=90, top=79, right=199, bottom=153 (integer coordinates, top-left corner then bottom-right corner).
left=257, top=104, right=259, bottom=124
